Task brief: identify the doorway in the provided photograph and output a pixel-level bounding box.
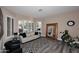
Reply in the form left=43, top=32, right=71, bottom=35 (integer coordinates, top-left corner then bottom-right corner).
left=46, top=23, right=58, bottom=40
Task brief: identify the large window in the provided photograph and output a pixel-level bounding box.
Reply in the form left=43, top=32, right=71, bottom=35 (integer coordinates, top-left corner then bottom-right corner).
left=18, top=20, right=34, bottom=33
left=18, top=20, right=42, bottom=33
left=7, top=17, right=14, bottom=36
left=35, top=22, right=42, bottom=32
left=7, top=17, right=11, bottom=36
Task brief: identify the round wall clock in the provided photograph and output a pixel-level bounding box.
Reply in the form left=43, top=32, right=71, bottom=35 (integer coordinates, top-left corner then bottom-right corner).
left=67, top=20, right=75, bottom=26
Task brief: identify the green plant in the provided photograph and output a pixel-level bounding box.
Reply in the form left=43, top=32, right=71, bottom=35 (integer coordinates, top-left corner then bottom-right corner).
left=61, top=30, right=76, bottom=51
left=61, top=30, right=71, bottom=43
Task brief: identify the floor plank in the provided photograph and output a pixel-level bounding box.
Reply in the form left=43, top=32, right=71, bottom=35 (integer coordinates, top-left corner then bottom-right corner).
left=22, top=37, right=79, bottom=53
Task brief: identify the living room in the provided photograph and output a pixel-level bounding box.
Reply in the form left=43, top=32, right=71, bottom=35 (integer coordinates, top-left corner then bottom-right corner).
left=0, top=6, right=79, bottom=53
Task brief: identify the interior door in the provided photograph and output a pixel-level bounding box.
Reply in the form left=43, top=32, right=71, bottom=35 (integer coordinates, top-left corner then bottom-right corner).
left=46, top=23, right=58, bottom=40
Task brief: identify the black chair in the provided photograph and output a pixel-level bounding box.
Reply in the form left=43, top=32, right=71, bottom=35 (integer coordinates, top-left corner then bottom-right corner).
left=4, top=40, right=22, bottom=53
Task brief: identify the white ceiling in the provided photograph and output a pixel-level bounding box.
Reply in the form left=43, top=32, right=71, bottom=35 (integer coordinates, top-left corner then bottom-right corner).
left=2, top=6, right=79, bottom=19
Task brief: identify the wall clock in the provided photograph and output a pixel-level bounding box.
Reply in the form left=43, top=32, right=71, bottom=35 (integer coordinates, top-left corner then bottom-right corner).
left=67, top=20, right=75, bottom=26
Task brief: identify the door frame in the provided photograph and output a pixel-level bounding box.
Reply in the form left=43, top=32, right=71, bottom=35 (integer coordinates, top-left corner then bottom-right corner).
left=46, top=23, right=58, bottom=39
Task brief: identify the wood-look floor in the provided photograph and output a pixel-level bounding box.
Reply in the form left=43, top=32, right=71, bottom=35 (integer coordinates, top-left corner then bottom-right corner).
left=22, top=37, right=79, bottom=53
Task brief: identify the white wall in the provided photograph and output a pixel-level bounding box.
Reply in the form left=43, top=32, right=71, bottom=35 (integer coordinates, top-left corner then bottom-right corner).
left=41, top=11, right=79, bottom=39
left=0, top=7, right=79, bottom=51
left=0, top=7, right=35, bottom=50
